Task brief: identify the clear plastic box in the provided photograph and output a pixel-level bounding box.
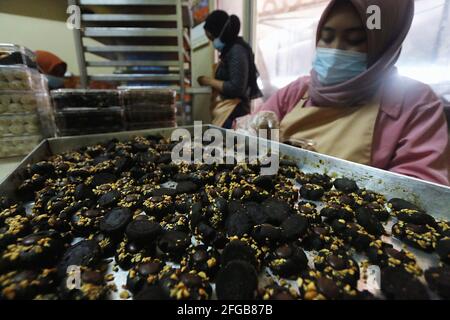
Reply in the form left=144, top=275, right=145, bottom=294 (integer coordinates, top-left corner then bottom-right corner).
left=0, top=43, right=37, bottom=68
left=0, top=91, right=55, bottom=138
left=0, top=135, right=42, bottom=158
left=125, top=105, right=177, bottom=123
left=0, top=65, right=47, bottom=91
left=122, top=88, right=176, bottom=106
left=126, top=120, right=177, bottom=131
left=54, top=107, right=125, bottom=136
left=51, top=89, right=121, bottom=110
left=0, top=91, right=51, bottom=115
left=123, top=88, right=177, bottom=124
left=0, top=113, right=41, bottom=137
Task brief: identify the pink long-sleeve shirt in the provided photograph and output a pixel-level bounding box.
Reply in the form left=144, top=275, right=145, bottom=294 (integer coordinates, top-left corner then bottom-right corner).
left=256, top=76, right=450, bottom=186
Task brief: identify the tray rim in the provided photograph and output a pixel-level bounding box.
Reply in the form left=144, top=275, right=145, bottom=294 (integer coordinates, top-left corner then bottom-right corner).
left=1, top=125, right=449, bottom=220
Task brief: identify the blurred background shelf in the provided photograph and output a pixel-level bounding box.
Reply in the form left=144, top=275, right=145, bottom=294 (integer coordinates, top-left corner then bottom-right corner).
left=69, top=0, right=193, bottom=124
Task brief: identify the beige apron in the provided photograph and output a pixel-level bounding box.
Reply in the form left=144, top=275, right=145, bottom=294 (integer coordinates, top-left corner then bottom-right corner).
left=279, top=92, right=380, bottom=165
left=210, top=96, right=241, bottom=127
left=209, top=62, right=241, bottom=128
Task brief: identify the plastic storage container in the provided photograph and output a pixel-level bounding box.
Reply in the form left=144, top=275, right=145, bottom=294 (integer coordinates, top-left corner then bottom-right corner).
left=54, top=107, right=124, bottom=136
left=125, top=105, right=177, bottom=123
left=127, top=121, right=177, bottom=131
left=0, top=65, right=47, bottom=91
left=123, top=89, right=177, bottom=128
left=0, top=114, right=41, bottom=136
left=51, top=89, right=121, bottom=110
left=0, top=91, right=51, bottom=115
left=123, top=88, right=176, bottom=106
left=0, top=43, right=37, bottom=68
left=0, top=135, right=42, bottom=158
left=0, top=91, right=55, bottom=138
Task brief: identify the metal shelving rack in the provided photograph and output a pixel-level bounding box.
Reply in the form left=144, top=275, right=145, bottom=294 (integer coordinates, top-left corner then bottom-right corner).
left=69, top=0, right=192, bottom=123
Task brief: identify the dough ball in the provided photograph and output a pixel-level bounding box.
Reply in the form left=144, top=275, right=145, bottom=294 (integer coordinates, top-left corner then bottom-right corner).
left=0, top=118, right=11, bottom=127
left=10, top=116, right=23, bottom=126
left=3, top=70, right=16, bottom=82
left=11, top=95, right=21, bottom=103
left=21, top=95, right=36, bottom=105
left=22, top=104, right=36, bottom=113
left=23, top=115, right=38, bottom=124
left=25, top=123, right=40, bottom=134
left=0, top=95, right=11, bottom=105
left=8, top=103, right=22, bottom=114
left=2, top=142, right=15, bottom=155
left=9, top=81, right=23, bottom=90
left=9, top=124, right=25, bottom=135
left=13, top=70, right=28, bottom=81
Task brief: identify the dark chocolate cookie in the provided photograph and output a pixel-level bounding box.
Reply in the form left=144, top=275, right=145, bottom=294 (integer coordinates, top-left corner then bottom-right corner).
left=182, top=245, right=220, bottom=279
left=99, top=207, right=132, bottom=236
left=216, top=261, right=258, bottom=300
left=252, top=224, right=282, bottom=246
left=262, top=198, right=292, bottom=226
left=221, top=239, right=259, bottom=269
left=392, top=221, right=439, bottom=252
left=125, top=217, right=162, bottom=244
left=381, top=267, right=429, bottom=300
left=159, top=269, right=212, bottom=300
left=424, top=265, right=450, bottom=299
left=0, top=231, right=64, bottom=272
left=267, top=243, right=308, bottom=278
left=97, top=190, right=121, bottom=208
left=158, top=231, right=191, bottom=261
left=126, top=258, right=163, bottom=294
left=300, top=184, right=325, bottom=201
left=57, top=240, right=102, bottom=279
left=225, top=212, right=251, bottom=237
left=436, top=238, right=450, bottom=264
left=333, top=178, right=358, bottom=193
left=388, top=198, right=422, bottom=212
left=0, top=268, right=57, bottom=300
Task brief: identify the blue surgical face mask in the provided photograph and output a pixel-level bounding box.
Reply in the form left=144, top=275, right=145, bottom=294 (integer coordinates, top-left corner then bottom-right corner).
left=213, top=38, right=226, bottom=51
left=313, top=47, right=368, bottom=86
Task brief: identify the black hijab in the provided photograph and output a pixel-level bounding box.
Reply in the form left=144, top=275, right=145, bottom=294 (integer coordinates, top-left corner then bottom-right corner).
left=204, top=10, right=262, bottom=100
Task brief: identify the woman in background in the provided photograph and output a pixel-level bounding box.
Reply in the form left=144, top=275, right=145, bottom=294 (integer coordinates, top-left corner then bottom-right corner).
left=251, top=0, right=449, bottom=185
left=198, top=10, right=262, bottom=129
left=35, top=50, right=67, bottom=89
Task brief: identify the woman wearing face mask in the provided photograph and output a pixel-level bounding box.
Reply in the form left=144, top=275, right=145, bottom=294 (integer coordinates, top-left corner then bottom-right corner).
left=198, top=10, right=262, bottom=129
left=252, top=0, right=449, bottom=186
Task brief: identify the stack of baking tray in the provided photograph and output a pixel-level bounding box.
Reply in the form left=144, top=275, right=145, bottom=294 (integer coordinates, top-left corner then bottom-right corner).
left=0, top=59, right=53, bottom=158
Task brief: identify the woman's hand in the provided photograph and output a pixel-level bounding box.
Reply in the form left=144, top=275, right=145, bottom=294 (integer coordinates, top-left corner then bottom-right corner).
left=198, top=76, right=224, bottom=94
left=197, top=76, right=212, bottom=86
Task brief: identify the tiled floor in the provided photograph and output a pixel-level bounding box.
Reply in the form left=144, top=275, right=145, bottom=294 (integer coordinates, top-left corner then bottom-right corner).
left=0, top=157, right=22, bottom=182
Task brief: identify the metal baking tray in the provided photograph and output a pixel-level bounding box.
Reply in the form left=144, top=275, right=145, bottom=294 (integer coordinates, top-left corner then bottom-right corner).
left=2, top=125, right=449, bottom=217
left=1, top=125, right=449, bottom=300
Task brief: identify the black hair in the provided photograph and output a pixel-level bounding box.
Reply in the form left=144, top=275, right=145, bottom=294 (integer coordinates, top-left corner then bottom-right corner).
left=204, top=10, right=241, bottom=44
